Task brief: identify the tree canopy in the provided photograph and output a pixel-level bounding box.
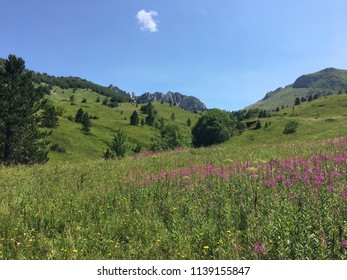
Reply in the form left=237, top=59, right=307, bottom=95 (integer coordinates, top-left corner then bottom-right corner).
left=0, top=55, right=48, bottom=164
left=191, top=109, right=236, bottom=147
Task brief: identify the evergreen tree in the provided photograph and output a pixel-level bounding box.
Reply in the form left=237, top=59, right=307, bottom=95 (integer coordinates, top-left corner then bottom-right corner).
left=102, top=97, right=108, bottom=106
left=130, top=110, right=139, bottom=126
left=255, top=120, right=262, bottom=130
left=75, top=108, right=85, bottom=123
left=159, top=117, right=165, bottom=130
left=187, top=118, right=191, bottom=127
left=295, top=97, right=301, bottom=106
left=41, top=104, right=59, bottom=128
left=110, top=129, right=128, bottom=158
left=144, top=102, right=156, bottom=126
left=69, top=95, right=76, bottom=104
left=170, top=112, right=176, bottom=121
left=141, top=118, right=145, bottom=126
left=0, top=55, right=48, bottom=165
left=81, top=113, right=91, bottom=133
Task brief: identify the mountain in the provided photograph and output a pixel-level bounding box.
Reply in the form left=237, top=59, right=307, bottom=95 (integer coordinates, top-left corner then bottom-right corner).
left=134, top=91, right=207, bottom=111
left=248, top=68, right=347, bottom=111
left=108, top=83, right=207, bottom=111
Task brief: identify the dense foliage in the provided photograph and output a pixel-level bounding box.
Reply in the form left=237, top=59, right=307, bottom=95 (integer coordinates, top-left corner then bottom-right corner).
left=0, top=55, right=48, bottom=165
left=192, top=109, right=236, bottom=147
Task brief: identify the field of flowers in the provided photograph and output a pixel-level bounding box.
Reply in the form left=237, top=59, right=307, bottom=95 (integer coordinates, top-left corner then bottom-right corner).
left=0, top=136, right=346, bottom=259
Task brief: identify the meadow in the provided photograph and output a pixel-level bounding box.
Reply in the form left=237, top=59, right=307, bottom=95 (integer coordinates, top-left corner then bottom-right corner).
left=0, top=134, right=346, bottom=260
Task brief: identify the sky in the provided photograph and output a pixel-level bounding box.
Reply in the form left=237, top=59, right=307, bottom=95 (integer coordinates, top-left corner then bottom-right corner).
left=1, top=0, right=347, bottom=111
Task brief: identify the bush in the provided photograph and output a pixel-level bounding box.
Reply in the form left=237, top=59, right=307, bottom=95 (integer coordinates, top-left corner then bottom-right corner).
left=192, top=109, right=236, bottom=147
left=283, top=120, right=299, bottom=134
left=50, top=143, right=66, bottom=153
left=150, top=124, right=189, bottom=151
left=110, top=129, right=129, bottom=158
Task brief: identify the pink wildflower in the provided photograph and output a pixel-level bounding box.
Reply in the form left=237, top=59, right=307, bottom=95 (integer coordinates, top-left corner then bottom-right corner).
left=253, top=243, right=265, bottom=254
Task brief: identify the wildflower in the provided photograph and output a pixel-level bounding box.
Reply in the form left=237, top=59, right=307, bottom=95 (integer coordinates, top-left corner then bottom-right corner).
left=72, top=249, right=77, bottom=253
left=340, top=241, right=347, bottom=249
left=327, top=185, right=334, bottom=192
left=203, top=245, right=209, bottom=250
left=156, top=239, right=161, bottom=244
left=253, top=243, right=265, bottom=254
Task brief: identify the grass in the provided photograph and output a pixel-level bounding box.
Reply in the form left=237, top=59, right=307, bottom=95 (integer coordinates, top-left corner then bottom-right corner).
left=0, top=136, right=346, bottom=260
left=0, top=90, right=347, bottom=260
left=46, top=87, right=198, bottom=162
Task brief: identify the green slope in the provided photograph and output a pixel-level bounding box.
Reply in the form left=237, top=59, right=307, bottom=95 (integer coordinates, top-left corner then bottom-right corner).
left=248, top=68, right=347, bottom=111
left=46, top=87, right=199, bottom=162
left=229, top=93, right=347, bottom=154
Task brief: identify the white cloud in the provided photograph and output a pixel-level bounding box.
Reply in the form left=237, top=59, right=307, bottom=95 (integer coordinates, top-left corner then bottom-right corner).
left=136, top=9, right=158, bottom=32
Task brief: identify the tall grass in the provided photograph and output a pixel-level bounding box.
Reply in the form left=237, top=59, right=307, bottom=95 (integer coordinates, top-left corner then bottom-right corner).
left=0, top=136, right=346, bottom=260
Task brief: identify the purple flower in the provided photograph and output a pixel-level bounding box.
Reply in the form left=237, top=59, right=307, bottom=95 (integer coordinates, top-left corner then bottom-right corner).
left=327, top=185, right=334, bottom=192
left=340, top=241, right=347, bottom=249
left=253, top=243, right=265, bottom=254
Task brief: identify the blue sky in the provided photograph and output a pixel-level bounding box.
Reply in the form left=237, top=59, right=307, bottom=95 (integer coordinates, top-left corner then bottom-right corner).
left=1, top=0, right=347, bottom=110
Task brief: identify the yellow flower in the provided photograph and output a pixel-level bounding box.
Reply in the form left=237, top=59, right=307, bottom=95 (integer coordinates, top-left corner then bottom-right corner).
left=156, top=239, right=161, bottom=243
left=72, top=249, right=77, bottom=253
left=203, top=245, right=209, bottom=249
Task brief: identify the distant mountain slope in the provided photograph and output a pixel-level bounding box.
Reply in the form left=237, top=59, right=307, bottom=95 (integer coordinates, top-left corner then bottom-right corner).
left=248, top=68, right=347, bottom=111
left=109, top=84, right=207, bottom=111
left=135, top=91, right=207, bottom=111
left=293, top=68, right=347, bottom=90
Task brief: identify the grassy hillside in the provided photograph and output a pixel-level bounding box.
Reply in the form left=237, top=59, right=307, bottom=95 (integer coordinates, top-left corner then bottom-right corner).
left=248, top=68, right=347, bottom=111
left=46, top=87, right=199, bottom=162
left=235, top=93, right=347, bottom=150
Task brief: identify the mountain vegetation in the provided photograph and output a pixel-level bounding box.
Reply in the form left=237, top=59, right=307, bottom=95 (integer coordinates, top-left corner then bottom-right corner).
left=248, top=68, right=347, bottom=111
left=1, top=55, right=347, bottom=260
left=0, top=55, right=49, bottom=165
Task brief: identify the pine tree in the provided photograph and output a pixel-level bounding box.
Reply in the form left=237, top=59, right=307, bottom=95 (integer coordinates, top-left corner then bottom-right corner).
left=130, top=110, right=139, bottom=126
left=75, top=108, right=85, bottom=123
left=81, top=113, right=91, bottom=133
left=187, top=118, right=191, bottom=127
left=0, top=55, right=48, bottom=165
left=170, top=112, right=176, bottom=121
left=41, top=104, right=59, bottom=128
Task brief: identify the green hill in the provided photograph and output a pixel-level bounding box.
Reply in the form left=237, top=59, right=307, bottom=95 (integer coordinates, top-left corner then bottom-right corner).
left=229, top=93, right=347, bottom=155
left=247, top=68, right=347, bottom=111
left=46, top=86, right=199, bottom=162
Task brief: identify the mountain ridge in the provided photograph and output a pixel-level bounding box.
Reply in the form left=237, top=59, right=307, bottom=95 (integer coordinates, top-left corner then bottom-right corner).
left=108, top=84, right=207, bottom=111
left=247, top=67, right=347, bottom=111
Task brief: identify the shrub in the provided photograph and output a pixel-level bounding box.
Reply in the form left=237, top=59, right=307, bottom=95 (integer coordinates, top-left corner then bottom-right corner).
left=283, top=120, right=299, bottom=134
left=50, top=143, right=66, bottom=153
left=192, top=109, right=236, bottom=147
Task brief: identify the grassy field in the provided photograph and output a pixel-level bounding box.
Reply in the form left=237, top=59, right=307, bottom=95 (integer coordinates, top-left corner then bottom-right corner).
left=0, top=92, right=347, bottom=260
